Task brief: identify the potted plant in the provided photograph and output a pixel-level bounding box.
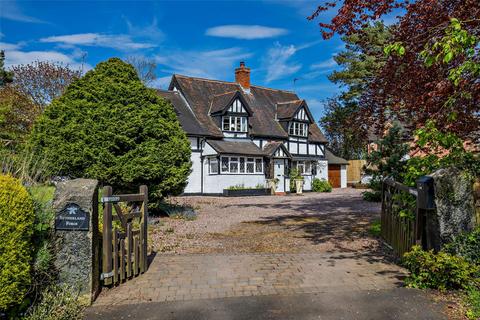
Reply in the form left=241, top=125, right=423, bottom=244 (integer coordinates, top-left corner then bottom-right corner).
left=289, top=168, right=304, bottom=195
left=266, top=178, right=280, bottom=195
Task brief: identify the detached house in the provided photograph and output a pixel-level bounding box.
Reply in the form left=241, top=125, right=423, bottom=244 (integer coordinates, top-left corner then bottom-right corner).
left=157, top=62, right=347, bottom=194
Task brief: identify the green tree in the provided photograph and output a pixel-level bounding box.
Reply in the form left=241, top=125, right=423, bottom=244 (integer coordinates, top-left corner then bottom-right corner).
left=320, top=98, right=366, bottom=160
left=329, top=21, right=391, bottom=103
left=0, top=51, right=13, bottom=87
left=365, top=122, right=409, bottom=187
left=28, top=58, right=191, bottom=201
left=320, top=22, right=391, bottom=159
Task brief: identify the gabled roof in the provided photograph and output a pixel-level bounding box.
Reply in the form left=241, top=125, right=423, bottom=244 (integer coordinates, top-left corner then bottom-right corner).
left=263, top=141, right=292, bottom=158
left=206, top=139, right=265, bottom=156
left=276, top=100, right=314, bottom=123
left=209, top=90, right=253, bottom=115
left=156, top=89, right=212, bottom=137
left=165, top=74, right=327, bottom=143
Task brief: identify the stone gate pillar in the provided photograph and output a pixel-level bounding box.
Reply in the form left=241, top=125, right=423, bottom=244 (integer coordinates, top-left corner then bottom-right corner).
left=52, top=178, right=100, bottom=304
left=428, top=167, right=476, bottom=250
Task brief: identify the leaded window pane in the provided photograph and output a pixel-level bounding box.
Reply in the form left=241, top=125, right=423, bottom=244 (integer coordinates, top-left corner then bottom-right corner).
left=210, top=158, right=218, bottom=174
left=221, top=157, right=229, bottom=173
left=223, top=117, right=229, bottom=131
left=240, top=157, right=245, bottom=173
left=255, top=159, right=263, bottom=173
left=246, top=160, right=254, bottom=173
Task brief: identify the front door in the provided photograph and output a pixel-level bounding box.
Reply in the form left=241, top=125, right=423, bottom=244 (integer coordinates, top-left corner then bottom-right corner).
left=274, top=159, right=285, bottom=193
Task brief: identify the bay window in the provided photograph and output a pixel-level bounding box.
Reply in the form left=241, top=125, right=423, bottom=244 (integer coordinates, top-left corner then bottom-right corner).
left=220, top=156, right=263, bottom=174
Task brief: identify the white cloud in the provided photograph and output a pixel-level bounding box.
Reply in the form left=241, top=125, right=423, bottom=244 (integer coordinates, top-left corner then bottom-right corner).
left=0, top=1, right=45, bottom=23
left=311, top=58, right=336, bottom=70
left=126, top=17, right=165, bottom=42
left=206, top=25, right=288, bottom=40
left=264, top=42, right=301, bottom=83
left=0, top=42, right=22, bottom=51
left=155, top=47, right=253, bottom=80
left=40, top=33, right=155, bottom=51
left=3, top=41, right=91, bottom=71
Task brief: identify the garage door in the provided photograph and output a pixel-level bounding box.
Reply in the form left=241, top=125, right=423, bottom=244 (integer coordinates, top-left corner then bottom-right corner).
left=328, top=165, right=341, bottom=188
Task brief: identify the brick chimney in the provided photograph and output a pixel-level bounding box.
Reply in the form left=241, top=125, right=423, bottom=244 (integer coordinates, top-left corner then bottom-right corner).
left=235, top=61, right=250, bottom=90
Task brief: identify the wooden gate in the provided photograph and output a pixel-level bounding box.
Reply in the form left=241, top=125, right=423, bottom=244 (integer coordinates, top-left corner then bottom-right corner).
left=101, top=185, right=148, bottom=285
left=381, top=178, right=433, bottom=257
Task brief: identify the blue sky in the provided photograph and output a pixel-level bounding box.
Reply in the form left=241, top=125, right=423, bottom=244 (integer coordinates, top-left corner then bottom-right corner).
left=1, top=0, right=358, bottom=120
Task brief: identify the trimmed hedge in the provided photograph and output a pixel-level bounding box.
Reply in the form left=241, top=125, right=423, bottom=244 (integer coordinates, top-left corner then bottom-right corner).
left=0, top=175, right=35, bottom=311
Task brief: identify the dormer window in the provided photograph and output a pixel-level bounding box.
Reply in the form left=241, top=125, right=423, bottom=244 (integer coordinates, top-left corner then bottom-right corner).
left=289, top=122, right=308, bottom=137
left=222, top=116, right=247, bottom=132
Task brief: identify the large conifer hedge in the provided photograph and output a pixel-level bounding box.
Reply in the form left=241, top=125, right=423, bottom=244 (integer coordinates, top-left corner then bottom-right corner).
left=28, top=58, right=191, bottom=199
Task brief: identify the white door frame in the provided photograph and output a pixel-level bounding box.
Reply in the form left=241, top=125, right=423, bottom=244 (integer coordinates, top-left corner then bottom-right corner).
left=273, top=158, right=286, bottom=193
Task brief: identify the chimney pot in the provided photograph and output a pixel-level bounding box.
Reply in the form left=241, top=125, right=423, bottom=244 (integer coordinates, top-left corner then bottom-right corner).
left=235, top=61, right=250, bottom=90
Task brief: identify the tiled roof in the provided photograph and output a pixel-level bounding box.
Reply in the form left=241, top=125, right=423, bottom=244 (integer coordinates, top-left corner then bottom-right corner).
left=161, top=74, right=327, bottom=143
left=156, top=90, right=212, bottom=137
left=206, top=139, right=265, bottom=156
left=325, top=149, right=349, bottom=165
left=276, top=100, right=303, bottom=120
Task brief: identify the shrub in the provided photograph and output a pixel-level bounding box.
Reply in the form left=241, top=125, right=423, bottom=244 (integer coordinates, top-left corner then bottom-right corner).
left=465, top=286, right=480, bottom=320
left=28, top=58, right=191, bottom=201
left=362, top=190, right=381, bottom=202
left=368, top=219, right=381, bottom=237
left=403, top=246, right=479, bottom=291
left=312, top=178, right=332, bottom=192
left=289, top=168, right=303, bottom=193
left=0, top=175, right=35, bottom=312
left=444, top=227, right=480, bottom=266
left=24, top=285, right=84, bottom=320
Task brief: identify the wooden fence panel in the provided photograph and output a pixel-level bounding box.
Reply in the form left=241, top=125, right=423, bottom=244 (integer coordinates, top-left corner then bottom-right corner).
left=347, top=160, right=366, bottom=184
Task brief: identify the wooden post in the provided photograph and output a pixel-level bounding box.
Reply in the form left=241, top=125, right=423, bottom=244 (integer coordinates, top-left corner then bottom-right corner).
left=140, top=185, right=148, bottom=272
left=127, top=222, right=132, bottom=278
left=102, top=186, right=113, bottom=285
left=120, top=239, right=125, bottom=282
left=113, top=229, right=118, bottom=285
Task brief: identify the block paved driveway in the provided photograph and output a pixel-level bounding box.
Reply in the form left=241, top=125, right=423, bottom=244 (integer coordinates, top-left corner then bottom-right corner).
left=87, top=190, right=446, bottom=319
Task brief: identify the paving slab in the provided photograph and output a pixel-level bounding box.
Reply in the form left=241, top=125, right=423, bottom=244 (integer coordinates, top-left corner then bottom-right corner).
left=86, top=288, right=446, bottom=320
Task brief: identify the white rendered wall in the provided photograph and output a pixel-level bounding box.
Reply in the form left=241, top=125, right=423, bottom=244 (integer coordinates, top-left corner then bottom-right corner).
left=341, top=165, right=347, bottom=188
left=308, top=144, right=316, bottom=155
left=303, top=175, right=312, bottom=191
left=202, top=160, right=266, bottom=194
left=188, top=137, right=198, bottom=150
left=184, top=152, right=202, bottom=193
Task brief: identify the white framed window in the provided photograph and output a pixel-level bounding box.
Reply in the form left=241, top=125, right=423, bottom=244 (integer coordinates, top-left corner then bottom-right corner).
left=222, top=116, right=247, bottom=132
left=220, top=156, right=263, bottom=174
left=289, top=122, right=308, bottom=137
left=293, top=160, right=313, bottom=175
left=246, top=157, right=255, bottom=173
left=209, top=158, right=218, bottom=174
left=255, top=159, right=263, bottom=173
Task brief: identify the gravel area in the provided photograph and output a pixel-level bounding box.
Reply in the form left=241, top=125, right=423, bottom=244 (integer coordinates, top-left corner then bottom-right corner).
left=149, top=188, right=386, bottom=255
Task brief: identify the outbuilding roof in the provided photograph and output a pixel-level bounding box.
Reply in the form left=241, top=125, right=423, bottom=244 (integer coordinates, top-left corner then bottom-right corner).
left=325, top=149, right=349, bottom=165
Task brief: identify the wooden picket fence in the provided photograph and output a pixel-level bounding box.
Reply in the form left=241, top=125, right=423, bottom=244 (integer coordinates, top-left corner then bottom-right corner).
left=101, top=185, right=148, bottom=285
left=381, top=178, right=429, bottom=257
